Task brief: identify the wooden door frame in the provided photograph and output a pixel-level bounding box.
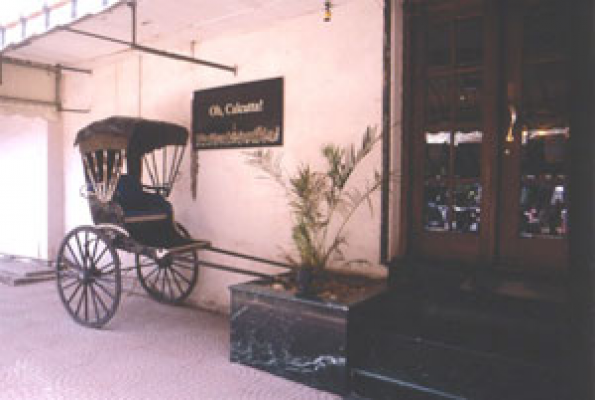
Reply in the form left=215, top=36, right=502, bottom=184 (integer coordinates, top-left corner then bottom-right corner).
left=567, top=0, right=595, bottom=398
left=393, top=0, right=595, bottom=396
left=398, top=0, right=501, bottom=266
left=396, top=0, right=573, bottom=274
left=495, top=0, right=570, bottom=274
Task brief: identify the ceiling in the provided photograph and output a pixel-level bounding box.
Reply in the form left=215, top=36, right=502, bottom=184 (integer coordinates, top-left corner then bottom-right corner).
left=3, top=0, right=351, bottom=67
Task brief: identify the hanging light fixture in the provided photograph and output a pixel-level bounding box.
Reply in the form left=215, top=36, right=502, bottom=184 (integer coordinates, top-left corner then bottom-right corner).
left=324, top=0, right=332, bottom=22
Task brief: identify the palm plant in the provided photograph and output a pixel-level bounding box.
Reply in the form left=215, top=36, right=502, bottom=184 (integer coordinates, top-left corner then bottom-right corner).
left=246, top=127, right=382, bottom=278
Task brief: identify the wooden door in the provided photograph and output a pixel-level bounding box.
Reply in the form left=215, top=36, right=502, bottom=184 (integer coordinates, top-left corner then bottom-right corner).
left=408, top=0, right=570, bottom=273
left=497, top=0, right=570, bottom=272
left=410, top=0, right=496, bottom=264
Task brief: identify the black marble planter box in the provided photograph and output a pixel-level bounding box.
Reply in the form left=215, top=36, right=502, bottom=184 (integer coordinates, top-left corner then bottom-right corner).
left=229, top=277, right=385, bottom=395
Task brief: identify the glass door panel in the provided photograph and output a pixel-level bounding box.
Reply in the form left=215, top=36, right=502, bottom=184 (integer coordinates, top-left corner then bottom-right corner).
left=421, top=15, right=484, bottom=236
left=409, top=0, right=570, bottom=270
left=455, top=17, right=483, bottom=67
left=412, top=2, right=485, bottom=261
left=457, top=73, right=482, bottom=123
left=427, top=22, right=451, bottom=67
left=498, top=0, right=569, bottom=271
left=519, top=127, right=568, bottom=238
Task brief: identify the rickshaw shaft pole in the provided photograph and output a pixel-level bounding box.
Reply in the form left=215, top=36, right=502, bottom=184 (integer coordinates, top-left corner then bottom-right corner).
left=206, top=246, right=292, bottom=269
left=197, top=260, right=273, bottom=280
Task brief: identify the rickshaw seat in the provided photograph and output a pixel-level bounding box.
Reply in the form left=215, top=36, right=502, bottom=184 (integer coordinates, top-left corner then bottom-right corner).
left=115, top=174, right=172, bottom=223
left=125, top=219, right=208, bottom=251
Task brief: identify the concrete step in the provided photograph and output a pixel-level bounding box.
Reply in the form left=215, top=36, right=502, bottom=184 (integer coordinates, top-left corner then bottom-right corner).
left=351, top=328, right=566, bottom=400
left=351, top=367, right=461, bottom=400
left=348, top=283, right=570, bottom=400
left=0, top=256, right=54, bottom=286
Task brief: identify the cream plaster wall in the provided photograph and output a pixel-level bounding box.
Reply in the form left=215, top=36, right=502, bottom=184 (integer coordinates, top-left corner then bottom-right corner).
left=0, top=63, right=55, bottom=103
left=46, top=118, right=64, bottom=259
left=0, top=105, right=63, bottom=260
left=0, top=114, right=48, bottom=258
left=62, top=0, right=395, bottom=312
left=0, top=61, right=64, bottom=260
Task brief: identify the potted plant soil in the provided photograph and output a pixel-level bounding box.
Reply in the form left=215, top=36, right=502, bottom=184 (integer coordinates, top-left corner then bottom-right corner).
left=229, top=127, right=387, bottom=395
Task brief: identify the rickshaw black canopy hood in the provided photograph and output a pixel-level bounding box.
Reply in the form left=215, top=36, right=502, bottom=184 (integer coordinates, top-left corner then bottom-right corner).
left=74, top=116, right=189, bottom=155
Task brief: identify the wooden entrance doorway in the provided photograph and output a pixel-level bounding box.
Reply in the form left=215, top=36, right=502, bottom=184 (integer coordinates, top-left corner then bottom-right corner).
left=406, top=0, right=571, bottom=284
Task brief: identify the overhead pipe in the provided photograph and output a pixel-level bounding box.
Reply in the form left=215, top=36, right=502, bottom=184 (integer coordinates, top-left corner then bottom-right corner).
left=128, top=0, right=137, bottom=45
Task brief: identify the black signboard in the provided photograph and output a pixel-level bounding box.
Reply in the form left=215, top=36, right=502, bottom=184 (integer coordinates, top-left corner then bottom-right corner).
left=192, top=77, right=283, bottom=150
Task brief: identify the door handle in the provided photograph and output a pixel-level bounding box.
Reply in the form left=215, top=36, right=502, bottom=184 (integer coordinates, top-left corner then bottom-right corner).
left=506, top=104, right=517, bottom=143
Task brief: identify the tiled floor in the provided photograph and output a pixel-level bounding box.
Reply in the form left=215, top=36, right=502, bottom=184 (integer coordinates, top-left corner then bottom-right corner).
left=0, top=278, right=339, bottom=400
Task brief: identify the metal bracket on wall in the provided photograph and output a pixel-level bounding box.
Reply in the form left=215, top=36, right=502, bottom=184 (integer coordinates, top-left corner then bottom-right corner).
left=124, top=0, right=237, bottom=74
left=60, top=26, right=238, bottom=74
left=58, top=0, right=237, bottom=75
left=0, top=0, right=237, bottom=91
left=55, top=65, right=92, bottom=113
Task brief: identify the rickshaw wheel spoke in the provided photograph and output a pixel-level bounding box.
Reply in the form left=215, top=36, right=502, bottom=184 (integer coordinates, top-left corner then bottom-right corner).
left=56, top=226, right=121, bottom=328
left=61, top=277, right=80, bottom=290
left=165, top=269, right=176, bottom=300
left=67, top=282, right=83, bottom=305
left=170, top=266, right=192, bottom=285
left=66, top=244, right=83, bottom=271
left=150, top=268, right=163, bottom=289
left=94, top=279, right=116, bottom=301
left=135, top=224, right=199, bottom=305
left=91, top=284, right=110, bottom=316
left=89, top=284, right=101, bottom=321
left=169, top=268, right=185, bottom=297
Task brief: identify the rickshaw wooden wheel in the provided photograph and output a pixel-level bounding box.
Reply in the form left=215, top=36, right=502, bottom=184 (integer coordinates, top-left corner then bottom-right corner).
left=56, top=226, right=121, bottom=328
left=135, top=223, right=198, bottom=305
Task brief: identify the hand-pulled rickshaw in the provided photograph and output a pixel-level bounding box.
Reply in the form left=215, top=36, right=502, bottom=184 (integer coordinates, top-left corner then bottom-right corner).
left=56, top=116, right=209, bottom=328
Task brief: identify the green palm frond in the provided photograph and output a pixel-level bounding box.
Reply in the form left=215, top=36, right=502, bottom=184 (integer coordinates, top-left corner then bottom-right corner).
left=245, top=126, right=385, bottom=271
left=244, top=149, right=288, bottom=192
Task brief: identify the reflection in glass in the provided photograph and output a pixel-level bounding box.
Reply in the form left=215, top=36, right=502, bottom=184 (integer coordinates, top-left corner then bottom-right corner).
left=523, top=1, right=566, bottom=61
left=424, top=183, right=449, bottom=232
left=428, top=22, right=451, bottom=67
left=521, top=127, right=568, bottom=176
left=453, top=183, right=481, bottom=233
left=520, top=182, right=566, bottom=237
left=456, top=17, right=483, bottom=66
left=455, top=130, right=482, bottom=178
left=523, top=62, right=567, bottom=126
left=423, top=131, right=482, bottom=234
left=457, top=73, right=482, bottom=123
left=425, top=131, right=450, bottom=178
left=422, top=12, right=484, bottom=236
left=426, top=77, right=453, bottom=126
left=520, top=127, right=568, bottom=238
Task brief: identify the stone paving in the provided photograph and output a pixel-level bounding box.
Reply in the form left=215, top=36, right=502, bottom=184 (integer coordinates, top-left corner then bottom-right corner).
left=0, top=279, right=340, bottom=400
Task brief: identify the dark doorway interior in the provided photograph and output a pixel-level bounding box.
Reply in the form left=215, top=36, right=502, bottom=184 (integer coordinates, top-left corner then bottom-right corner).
left=409, top=0, right=570, bottom=283
left=351, top=1, right=594, bottom=398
